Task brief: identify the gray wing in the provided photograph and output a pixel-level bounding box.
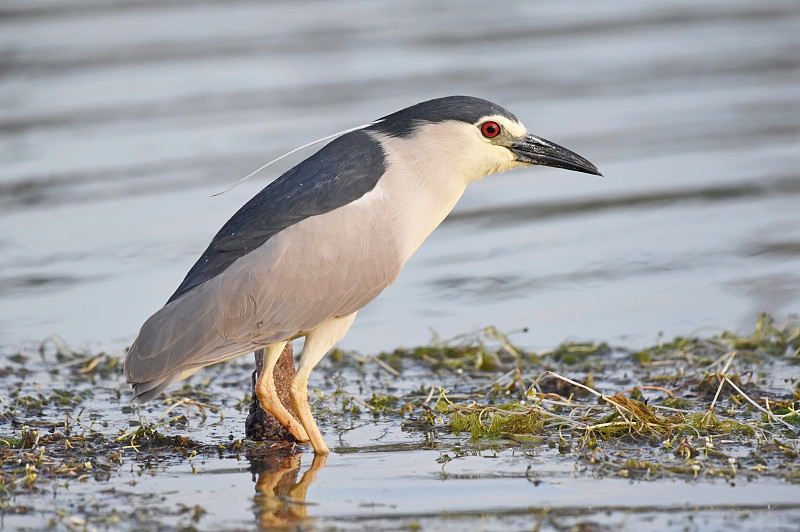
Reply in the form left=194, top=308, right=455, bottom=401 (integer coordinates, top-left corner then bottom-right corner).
left=125, top=180, right=403, bottom=401
left=167, top=130, right=386, bottom=303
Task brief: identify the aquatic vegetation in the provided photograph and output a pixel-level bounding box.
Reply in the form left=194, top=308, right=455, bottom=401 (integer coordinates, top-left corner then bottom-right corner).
left=383, top=314, right=800, bottom=482
left=1, top=314, right=799, bottom=528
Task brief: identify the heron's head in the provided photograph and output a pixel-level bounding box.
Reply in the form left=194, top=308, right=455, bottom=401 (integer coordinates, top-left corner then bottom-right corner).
left=369, top=95, right=601, bottom=185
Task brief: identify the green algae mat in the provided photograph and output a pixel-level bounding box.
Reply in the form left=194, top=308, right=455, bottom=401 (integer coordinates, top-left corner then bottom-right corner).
left=2, top=315, right=799, bottom=531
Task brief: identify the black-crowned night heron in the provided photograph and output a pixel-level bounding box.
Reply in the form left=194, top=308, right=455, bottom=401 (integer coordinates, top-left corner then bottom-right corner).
left=124, top=95, right=601, bottom=454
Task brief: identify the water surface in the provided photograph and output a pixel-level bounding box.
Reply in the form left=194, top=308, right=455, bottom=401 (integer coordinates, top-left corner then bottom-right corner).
left=2, top=0, right=798, bottom=354
left=1, top=1, right=800, bottom=530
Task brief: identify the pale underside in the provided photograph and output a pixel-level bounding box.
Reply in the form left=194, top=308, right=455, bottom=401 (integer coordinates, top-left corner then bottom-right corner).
left=124, top=191, right=406, bottom=399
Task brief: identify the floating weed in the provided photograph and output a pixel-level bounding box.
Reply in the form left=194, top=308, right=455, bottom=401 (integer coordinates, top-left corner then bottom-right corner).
left=721, top=313, right=800, bottom=356
left=158, top=398, right=225, bottom=424
left=383, top=326, right=528, bottom=372
left=39, top=335, right=122, bottom=381
left=367, top=393, right=401, bottom=414
left=393, top=316, right=800, bottom=482
left=545, top=341, right=611, bottom=365
left=449, top=403, right=545, bottom=440
left=2, top=314, right=800, bottom=525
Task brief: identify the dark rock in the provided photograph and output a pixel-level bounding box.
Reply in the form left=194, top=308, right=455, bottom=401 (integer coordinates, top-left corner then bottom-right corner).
left=245, top=343, right=299, bottom=442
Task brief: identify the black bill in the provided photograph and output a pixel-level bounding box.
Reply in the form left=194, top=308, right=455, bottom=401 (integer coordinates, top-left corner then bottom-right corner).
left=510, top=134, right=602, bottom=176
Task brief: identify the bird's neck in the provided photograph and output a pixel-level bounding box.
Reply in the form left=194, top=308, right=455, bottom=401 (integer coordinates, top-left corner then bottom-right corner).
left=370, top=132, right=470, bottom=262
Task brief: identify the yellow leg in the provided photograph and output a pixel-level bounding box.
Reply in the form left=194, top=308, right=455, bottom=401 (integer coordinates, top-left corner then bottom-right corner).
left=290, top=365, right=328, bottom=454
left=291, top=313, right=357, bottom=454
left=255, top=341, right=309, bottom=442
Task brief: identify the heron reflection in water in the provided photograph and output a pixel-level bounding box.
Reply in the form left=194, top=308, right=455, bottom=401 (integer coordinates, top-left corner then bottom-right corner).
left=248, top=447, right=327, bottom=528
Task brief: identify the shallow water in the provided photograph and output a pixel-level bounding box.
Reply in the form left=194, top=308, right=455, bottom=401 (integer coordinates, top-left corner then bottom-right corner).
left=9, top=444, right=800, bottom=531
left=2, top=0, right=799, bottom=355
left=2, top=339, right=799, bottom=531
left=1, top=0, right=800, bottom=530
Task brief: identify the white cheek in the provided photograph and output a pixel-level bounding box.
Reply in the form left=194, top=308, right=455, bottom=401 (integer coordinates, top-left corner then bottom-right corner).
left=460, top=142, right=521, bottom=183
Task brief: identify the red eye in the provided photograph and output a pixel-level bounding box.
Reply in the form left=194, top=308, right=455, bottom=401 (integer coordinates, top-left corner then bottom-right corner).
left=480, top=121, right=501, bottom=138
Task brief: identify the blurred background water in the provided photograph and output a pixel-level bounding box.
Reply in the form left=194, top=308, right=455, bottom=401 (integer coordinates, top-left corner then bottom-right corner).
left=1, top=0, right=799, bottom=355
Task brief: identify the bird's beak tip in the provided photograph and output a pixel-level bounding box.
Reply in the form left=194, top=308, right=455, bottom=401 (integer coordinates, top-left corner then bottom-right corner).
left=511, top=134, right=602, bottom=178
left=585, top=166, right=603, bottom=178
